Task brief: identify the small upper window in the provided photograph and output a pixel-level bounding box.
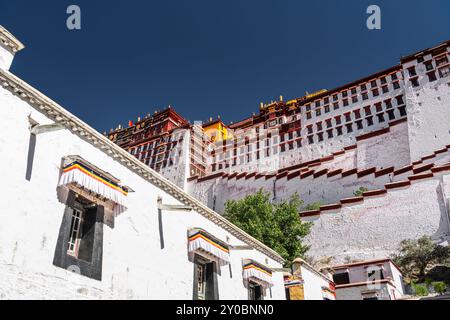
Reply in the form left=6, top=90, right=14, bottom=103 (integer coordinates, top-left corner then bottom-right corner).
left=333, top=272, right=350, bottom=285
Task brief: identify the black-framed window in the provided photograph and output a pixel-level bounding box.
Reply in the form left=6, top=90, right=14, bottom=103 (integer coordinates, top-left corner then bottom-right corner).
left=248, top=282, right=264, bottom=300
left=427, top=71, right=437, bottom=82
left=346, top=123, right=353, bottom=133
left=333, top=272, right=350, bottom=285
left=377, top=113, right=385, bottom=123
left=53, top=191, right=104, bottom=281
left=387, top=110, right=396, bottom=121
left=193, top=255, right=219, bottom=300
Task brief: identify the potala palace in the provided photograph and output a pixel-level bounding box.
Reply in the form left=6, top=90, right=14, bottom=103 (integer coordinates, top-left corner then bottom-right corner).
left=0, top=23, right=449, bottom=300
left=107, top=37, right=450, bottom=265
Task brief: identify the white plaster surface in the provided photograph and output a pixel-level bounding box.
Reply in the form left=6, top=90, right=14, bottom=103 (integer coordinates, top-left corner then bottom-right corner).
left=303, top=177, right=450, bottom=264
left=0, top=85, right=286, bottom=300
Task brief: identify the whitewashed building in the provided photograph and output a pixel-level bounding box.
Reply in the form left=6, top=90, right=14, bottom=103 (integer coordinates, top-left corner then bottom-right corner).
left=0, top=26, right=286, bottom=300
left=284, top=258, right=335, bottom=300
left=186, top=38, right=450, bottom=266
left=331, top=258, right=405, bottom=300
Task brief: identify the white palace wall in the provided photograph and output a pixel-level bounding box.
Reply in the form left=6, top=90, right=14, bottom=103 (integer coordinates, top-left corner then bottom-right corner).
left=404, top=57, right=450, bottom=162
left=302, top=175, right=450, bottom=265
left=188, top=119, right=412, bottom=213
left=0, top=73, right=286, bottom=300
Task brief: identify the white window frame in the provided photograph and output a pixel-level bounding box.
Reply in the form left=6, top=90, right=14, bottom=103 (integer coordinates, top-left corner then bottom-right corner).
left=67, top=208, right=83, bottom=257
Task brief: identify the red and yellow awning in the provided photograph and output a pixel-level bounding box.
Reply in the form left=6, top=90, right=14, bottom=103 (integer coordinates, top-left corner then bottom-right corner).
left=243, top=259, right=274, bottom=288
left=58, top=156, right=128, bottom=214
left=188, top=228, right=230, bottom=266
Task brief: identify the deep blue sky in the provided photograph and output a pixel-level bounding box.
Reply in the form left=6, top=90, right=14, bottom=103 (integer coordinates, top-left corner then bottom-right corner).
left=1, top=1, right=449, bottom=133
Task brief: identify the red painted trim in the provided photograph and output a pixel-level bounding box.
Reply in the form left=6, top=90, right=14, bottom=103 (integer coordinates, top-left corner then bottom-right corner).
left=393, top=165, right=414, bottom=176
left=385, top=180, right=411, bottom=189
left=228, top=173, right=237, bottom=179
left=300, top=170, right=314, bottom=179
left=333, top=258, right=403, bottom=274
left=421, top=154, right=436, bottom=161
left=245, top=172, right=256, bottom=180
left=320, top=156, right=334, bottom=163
left=236, top=173, right=246, bottom=180
left=276, top=171, right=288, bottom=180
left=197, top=172, right=224, bottom=183
left=362, top=189, right=387, bottom=197
left=327, top=169, right=343, bottom=177
left=408, top=173, right=434, bottom=181
left=299, top=210, right=320, bottom=218
left=308, top=162, right=321, bottom=168
left=343, top=145, right=357, bottom=151
left=335, top=279, right=395, bottom=289
left=431, top=164, right=450, bottom=173
left=434, top=148, right=448, bottom=155
left=412, top=163, right=434, bottom=174
left=187, top=176, right=199, bottom=182
left=374, top=167, right=394, bottom=177
left=340, top=197, right=364, bottom=204
left=357, top=167, right=376, bottom=178
left=255, top=173, right=265, bottom=180
left=287, top=171, right=300, bottom=180
left=401, top=40, right=450, bottom=63
left=298, top=65, right=401, bottom=104
left=342, top=168, right=358, bottom=178
left=320, top=203, right=342, bottom=211
left=313, top=169, right=328, bottom=178
left=332, top=150, right=345, bottom=156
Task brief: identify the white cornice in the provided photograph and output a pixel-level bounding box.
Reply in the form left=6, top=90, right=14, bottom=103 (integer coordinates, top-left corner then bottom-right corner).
left=0, top=69, right=284, bottom=264
left=293, top=258, right=332, bottom=282
left=0, top=26, right=25, bottom=53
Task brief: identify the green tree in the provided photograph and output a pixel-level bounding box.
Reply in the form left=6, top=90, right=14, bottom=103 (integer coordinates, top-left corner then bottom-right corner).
left=432, top=282, right=447, bottom=295
left=392, top=236, right=450, bottom=283
left=353, top=187, right=369, bottom=197
left=411, top=282, right=429, bottom=296
left=224, top=189, right=311, bottom=266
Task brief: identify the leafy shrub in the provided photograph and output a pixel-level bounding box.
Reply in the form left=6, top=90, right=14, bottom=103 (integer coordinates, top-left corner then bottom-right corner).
left=432, top=282, right=447, bottom=295
left=411, top=283, right=429, bottom=296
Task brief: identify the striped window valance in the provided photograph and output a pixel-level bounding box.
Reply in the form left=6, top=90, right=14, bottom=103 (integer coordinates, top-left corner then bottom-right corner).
left=243, top=259, right=274, bottom=288
left=188, top=228, right=230, bottom=266
left=321, top=286, right=336, bottom=300
left=284, top=277, right=304, bottom=288
left=58, top=156, right=128, bottom=214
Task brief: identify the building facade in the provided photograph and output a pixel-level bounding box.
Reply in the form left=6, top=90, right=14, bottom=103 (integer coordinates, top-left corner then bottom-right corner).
left=331, top=259, right=405, bottom=300
left=104, top=37, right=450, bottom=267
left=0, top=26, right=286, bottom=300
left=284, top=258, right=336, bottom=301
